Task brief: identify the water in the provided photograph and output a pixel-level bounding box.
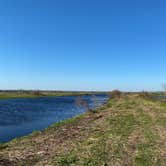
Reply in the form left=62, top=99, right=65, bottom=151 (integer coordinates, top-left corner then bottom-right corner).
left=0, top=94, right=108, bottom=142
left=156, top=95, right=166, bottom=99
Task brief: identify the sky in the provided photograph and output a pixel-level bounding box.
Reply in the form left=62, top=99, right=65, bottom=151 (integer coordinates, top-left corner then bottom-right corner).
left=0, top=0, right=165, bottom=91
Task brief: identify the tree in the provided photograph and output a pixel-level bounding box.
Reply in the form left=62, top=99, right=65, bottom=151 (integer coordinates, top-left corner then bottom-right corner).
left=108, top=90, right=122, bottom=99
left=163, top=84, right=166, bottom=91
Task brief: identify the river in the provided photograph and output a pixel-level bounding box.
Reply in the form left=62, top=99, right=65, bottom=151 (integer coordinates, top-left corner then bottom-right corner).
left=0, top=94, right=108, bottom=142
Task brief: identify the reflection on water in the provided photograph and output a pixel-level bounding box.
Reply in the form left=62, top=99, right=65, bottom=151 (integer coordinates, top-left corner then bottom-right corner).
left=0, top=95, right=108, bottom=142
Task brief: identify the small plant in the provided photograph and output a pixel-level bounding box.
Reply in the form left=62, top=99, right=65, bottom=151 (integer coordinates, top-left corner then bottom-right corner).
left=0, top=143, right=8, bottom=150
left=75, top=97, right=97, bottom=113
left=55, top=154, right=77, bottom=166
left=75, top=97, right=89, bottom=109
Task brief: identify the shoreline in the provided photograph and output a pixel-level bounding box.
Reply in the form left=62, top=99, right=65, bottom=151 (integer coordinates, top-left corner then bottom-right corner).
left=0, top=91, right=106, bottom=100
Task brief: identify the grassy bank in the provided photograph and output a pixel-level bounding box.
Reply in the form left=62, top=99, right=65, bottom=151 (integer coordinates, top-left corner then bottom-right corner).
left=0, top=91, right=102, bottom=100
left=0, top=94, right=165, bottom=166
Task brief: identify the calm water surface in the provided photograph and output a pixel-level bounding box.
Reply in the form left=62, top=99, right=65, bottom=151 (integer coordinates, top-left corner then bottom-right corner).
left=0, top=94, right=108, bottom=142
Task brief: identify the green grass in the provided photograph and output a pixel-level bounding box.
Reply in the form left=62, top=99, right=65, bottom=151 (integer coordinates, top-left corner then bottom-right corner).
left=160, top=102, right=166, bottom=107
left=55, top=154, right=78, bottom=166
left=109, top=114, right=137, bottom=138
left=48, top=114, right=85, bottom=129
left=156, top=117, right=166, bottom=127
left=135, top=143, right=155, bottom=166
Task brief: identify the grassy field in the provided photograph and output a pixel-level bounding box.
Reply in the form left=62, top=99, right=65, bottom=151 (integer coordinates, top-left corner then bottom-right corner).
left=0, top=94, right=165, bottom=165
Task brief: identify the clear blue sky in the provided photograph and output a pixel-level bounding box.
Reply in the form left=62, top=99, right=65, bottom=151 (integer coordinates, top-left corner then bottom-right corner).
left=0, top=0, right=165, bottom=91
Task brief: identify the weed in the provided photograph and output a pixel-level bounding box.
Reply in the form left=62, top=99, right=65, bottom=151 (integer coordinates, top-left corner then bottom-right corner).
left=55, top=154, right=77, bottom=166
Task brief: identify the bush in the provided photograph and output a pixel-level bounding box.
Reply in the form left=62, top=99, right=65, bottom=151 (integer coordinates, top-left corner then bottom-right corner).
left=33, top=90, right=42, bottom=96
left=108, top=90, right=122, bottom=99
left=75, top=97, right=97, bottom=113
left=138, top=91, right=154, bottom=100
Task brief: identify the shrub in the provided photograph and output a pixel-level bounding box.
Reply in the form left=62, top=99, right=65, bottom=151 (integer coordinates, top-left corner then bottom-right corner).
left=138, top=91, right=154, bottom=100
left=33, top=90, right=42, bottom=96
left=108, top=90, right=122, bottom=99
left=75, top=97, right=97, bottom=113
